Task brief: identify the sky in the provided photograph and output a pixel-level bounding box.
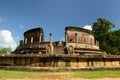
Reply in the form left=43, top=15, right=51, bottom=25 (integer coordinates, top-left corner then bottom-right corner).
left=0, top=0, right=120, bottom=50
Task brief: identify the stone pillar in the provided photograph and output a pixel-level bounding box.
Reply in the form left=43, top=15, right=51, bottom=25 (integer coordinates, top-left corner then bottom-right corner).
left=49, top=33, right=54, bottom=54
left=24, top=38, right=27, bottom=44
left=75, top=33, right=78, bottom=48
left=39, top=33, right=42, bottom=42
left=96, top=40, right=97, bottom=45
left=65, top=32, right=67, bottom=46
left=50, top=33, right=52, bottom=45
left=30, top=37, right=33, bottom=48
left=96, top=40, right=99, bottom=46
left=31, top=37, right=33, bottom=43
left=38, top=33, right=42, bottom=48
left=97, top=41, right=99, bottom=46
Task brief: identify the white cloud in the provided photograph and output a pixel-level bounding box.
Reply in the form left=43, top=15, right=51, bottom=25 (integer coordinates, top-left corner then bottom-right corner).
left=83, top=25, right=92, bottom=31
left=0, top=30, right=17, bottom=51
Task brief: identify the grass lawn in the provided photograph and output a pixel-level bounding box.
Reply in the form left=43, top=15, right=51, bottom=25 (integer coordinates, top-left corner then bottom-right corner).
left=0, top=69, right=120, bottom=79
left=72, top=70, right=120, bottom=79
left=0, top=70, right=42, bottom=79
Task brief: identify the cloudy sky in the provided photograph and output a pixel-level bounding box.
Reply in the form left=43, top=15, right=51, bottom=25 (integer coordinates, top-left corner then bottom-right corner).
left=0, top=0, right=120, bottom=50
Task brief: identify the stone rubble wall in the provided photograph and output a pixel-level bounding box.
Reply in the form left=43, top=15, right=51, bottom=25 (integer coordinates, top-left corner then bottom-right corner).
left=0, top=54, right=120, bottom=71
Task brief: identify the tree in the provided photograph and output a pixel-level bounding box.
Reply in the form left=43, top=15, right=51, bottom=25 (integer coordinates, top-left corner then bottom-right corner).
left=92, top=18, right=117, bottom=53
left=92, top=18, right=115, bottom=41
left=107, top=30, right=120, bottom=54
left=0, top=47, right=12, bottom=54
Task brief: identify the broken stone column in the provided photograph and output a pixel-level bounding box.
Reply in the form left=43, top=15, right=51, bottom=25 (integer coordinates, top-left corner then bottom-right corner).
left=96, top=40, right=99, bottom=46
left=39, top=33, right=42, bottom=42
left=75, top=33, right=78, bottom=48
left=24, top=38, right=27, bottom=44
left=65, top=32, right=68, bottom=46
left=38, top=33, right=42, bottom=48
left=97, top=41, right=99, bottom=46
left=96, top=40, right=97, bottom=45
left=49, top=33, right=54, bottom=54
left=31, top=37, right=33, bottom=43
left=98, top=41, right=99, bottom=46
left=30, top=37, right=33, bottom=48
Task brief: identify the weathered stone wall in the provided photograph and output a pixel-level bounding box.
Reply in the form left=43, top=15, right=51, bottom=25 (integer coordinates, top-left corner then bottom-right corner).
left=24, top=28, right=44, bottom=44
left=65, top=27, right=99, bottom=50
left=9, top=27, right=120, bottom=71
left=67, top=30, right=95, bottom=44
left=0, top=54, right=120, bottom=70
left=67, top=43, right=99, bottom=50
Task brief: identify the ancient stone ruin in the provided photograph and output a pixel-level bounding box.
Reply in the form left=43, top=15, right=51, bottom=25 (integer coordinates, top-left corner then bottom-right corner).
left=0, top=26, right=120, bottom=71
left=14, top=26, right=101, bottom=55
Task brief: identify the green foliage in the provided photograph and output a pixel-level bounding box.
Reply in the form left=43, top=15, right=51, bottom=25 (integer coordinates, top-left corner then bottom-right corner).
left=107, top=30, right=120, bottom=54
left=0, top=47, right=12, bottom=54
left=92, top=18, right=120, bottom=54
left=92, top=18, right=115, bottom=41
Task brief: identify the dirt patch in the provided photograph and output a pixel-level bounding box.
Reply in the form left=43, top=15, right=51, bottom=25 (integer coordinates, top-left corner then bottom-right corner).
left=41, top=72, right=71, bottom=80
left=71, top=78, right=120, bottom=80
left=1, top=72, right=120, bottom=80
left=2, top=78, right=120, bottom=80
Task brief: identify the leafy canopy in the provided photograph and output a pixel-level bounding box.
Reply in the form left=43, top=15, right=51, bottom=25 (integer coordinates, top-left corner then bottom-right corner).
left=92, top=18, right=120, bottom=54
left=0, top=47, right=12, bottom=54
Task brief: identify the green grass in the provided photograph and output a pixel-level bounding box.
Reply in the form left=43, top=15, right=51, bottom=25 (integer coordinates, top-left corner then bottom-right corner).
left=0, top=70, right=120, bottom=79
left=0, top=70, right=42, bottom=79
left=73, top=70, right=120, bottom=79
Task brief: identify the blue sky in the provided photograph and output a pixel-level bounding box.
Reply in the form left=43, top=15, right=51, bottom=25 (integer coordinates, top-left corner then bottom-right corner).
left=0, top=0, right=120, bottom=50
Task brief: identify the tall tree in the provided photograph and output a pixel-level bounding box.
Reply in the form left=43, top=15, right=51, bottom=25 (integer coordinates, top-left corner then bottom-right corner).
left=108, top=29, right=120, bottom=54
left=92, top=18, right=115, bottom=40
left=92, top=18, right=115, bottom=53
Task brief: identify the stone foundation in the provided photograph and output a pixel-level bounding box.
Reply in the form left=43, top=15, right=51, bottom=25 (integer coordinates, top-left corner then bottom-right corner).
left=0, top=54, right=120, bottom=71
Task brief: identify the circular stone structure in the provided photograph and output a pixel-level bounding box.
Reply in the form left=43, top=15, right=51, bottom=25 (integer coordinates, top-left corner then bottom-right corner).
left=65, top=26, right=99, bottom=50
left=24, top=27, right=44, bottom=44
